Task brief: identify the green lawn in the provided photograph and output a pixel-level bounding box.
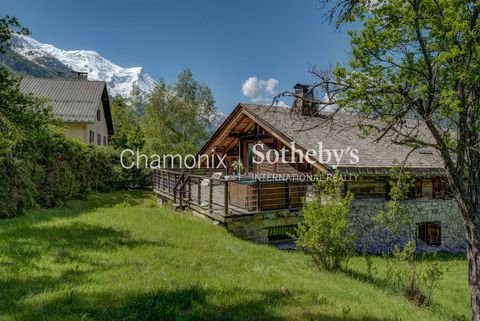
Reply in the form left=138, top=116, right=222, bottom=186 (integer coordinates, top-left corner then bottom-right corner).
left=0, top=191, right=470, bottom=321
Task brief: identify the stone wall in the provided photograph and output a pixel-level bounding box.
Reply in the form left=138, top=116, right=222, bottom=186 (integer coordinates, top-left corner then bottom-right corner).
left=350, top=199, right=466, bottom=253
left=225, top=209, right=304, bottom=244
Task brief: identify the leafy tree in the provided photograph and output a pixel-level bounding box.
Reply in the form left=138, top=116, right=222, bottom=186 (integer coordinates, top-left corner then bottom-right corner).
left=0, top=16, right=29, bottom=53
left=0, top=16, right=53, bottom=216
left=110, top=96, right=136, bottom=149
left=142, top=69, right=216, bottom=156
left=374, top=165, right=415, bottom=241
left=296, top=172, right=356, bottom=270
left=374, top=166, right=445, bottom=306
left=299, top=0, right=480, bottom=317
left=128, top=85, right=146, bottom=117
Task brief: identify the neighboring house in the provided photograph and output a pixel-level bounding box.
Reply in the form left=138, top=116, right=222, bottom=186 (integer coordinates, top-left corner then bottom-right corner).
left=153, top=85, right=465, bottom=253
left=20, top=77, right=114, bottom=145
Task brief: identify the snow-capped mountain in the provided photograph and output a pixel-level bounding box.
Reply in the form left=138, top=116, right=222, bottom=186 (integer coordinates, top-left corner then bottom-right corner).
left=10, top=34, right=157, bottom=98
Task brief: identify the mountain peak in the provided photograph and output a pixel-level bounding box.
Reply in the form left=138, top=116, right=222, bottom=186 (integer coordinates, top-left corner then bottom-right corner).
left=10, top=34, right=157, bottom=98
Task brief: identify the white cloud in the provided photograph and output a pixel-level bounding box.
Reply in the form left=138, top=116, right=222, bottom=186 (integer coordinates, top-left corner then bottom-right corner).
left=241, top=77, right=262, bottom=99
left=261, top=78, right=279, bottom=95
left=241, top=76, right=283, bottom=105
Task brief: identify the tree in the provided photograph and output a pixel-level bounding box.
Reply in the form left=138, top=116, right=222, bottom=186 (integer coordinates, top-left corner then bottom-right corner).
left=296, top=172, right=355, bottom=270
left=289, top=0, right=480, bottom=318
left=373, top=166, right=445, bottom=306
left=128, top=85, right=146, bottom=117
left=110, top=96, right=136, bottom=149
left=142, top=69, right=216, bottom=156
left=0, top=16, right=29, bottom=53
left=374, top=164, right=415, bottom=243
left=0, top=16, right=53, bottom=216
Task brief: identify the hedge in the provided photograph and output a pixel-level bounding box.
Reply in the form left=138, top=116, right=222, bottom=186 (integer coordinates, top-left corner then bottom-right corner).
left=0, top=132, right=151, bottom=218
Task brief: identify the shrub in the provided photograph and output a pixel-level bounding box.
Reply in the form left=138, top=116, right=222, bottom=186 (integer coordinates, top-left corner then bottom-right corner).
left=0, top=156, right=36, bottom=217
left=296, top=172, right=356, bottom=270
left=373, top=166, right=445, bottom=306
left=388, top=241, right=445, bottom=306
left=1, top=132, right=152, bottom=217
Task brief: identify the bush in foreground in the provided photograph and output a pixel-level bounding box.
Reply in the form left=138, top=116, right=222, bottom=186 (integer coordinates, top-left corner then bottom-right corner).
left=296, top=172, right=356, bottom=270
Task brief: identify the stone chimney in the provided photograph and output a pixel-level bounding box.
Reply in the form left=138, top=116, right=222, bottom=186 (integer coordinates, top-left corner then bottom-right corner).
left=292, top=83, right=317, bottom=116
left=71, top=71, right=88, bottom=80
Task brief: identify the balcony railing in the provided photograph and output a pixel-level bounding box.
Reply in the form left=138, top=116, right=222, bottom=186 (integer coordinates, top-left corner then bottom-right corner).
left=153, top=169, right=309, bottom=220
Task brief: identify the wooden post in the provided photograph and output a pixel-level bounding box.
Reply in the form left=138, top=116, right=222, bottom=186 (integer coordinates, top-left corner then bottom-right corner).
left=173, top=174, right=177, bottom=204
left=167, top=172, right=170, bottom=194
left=209, top=179, right=213, bottom=213
left=256, top=180, right=261, bottom=212
left=179, top=175, right=183, bottom=209
left=163, top=171, right=167, bottom=192
left=160, top=171, right=164, bottom=191
left=197, top=178, right=202, bottom=205
left=188, top=177, right=192, bottom=202
left=224, top=180, right=229, bottom=215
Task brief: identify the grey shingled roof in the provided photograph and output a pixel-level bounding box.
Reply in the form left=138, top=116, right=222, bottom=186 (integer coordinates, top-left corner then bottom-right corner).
left=19, top=77, right=107, bottom=123
left=241, top=104, right=445, bottom=174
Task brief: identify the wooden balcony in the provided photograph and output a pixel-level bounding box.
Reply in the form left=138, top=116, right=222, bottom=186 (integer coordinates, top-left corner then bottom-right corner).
left=153, top=169, right=308, bottom=224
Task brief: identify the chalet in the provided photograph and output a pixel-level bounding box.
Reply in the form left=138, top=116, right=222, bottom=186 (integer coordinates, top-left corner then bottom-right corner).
left=19, top=77, right=114, bottom=145
left=154, top=85, right=465, bottom=253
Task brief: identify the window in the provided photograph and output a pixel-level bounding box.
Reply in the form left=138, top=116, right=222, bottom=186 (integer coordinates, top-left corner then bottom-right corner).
left=408, top=179, right=423, bottom=199
left=103, top=136, right=107, bottom=146
left=417, top=222, right=441, bottom=246
left=97, top=133, right=101, bottom=145
left=89, top=130, right=94, bottom=143
left=97, top=109, right=101, bottom=121
left=267, top=224, right=298, bottom=242
left=348, top=178, right=388, bottom=199
left=432, top=178, right=453, bottom=199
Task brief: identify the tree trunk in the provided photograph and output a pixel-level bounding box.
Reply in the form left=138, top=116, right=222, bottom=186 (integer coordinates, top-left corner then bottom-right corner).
left=466, top=220, right=480, bottom=321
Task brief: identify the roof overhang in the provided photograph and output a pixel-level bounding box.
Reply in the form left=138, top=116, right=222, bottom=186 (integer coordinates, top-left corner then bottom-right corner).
left=197, top=103, right=330, bottom=173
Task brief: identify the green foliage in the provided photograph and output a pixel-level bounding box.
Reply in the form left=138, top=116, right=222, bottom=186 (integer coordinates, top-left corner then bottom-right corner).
left=110, top=96, right=137, bottom=149
left=0, top=156, right=36, bottom=217
left=388, top=241, right=446, bottom=306
left=370, top=166, right=445, bottom=306
left=374, top=165, right=415, bottom=237
left=0, top=15, right=29, bottom=53
left=128, top=85, right=146, bottom=117
left=296, top=172, right=356, bottom=270
left=0, top=40, right=149, bottom=216
left=142, top=68, right=216, bottom=156
left=231, top=159, right=243, bottom=175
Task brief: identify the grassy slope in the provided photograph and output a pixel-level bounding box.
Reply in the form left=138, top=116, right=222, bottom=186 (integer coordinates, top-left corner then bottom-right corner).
left=0, top=191, right=470, bottom=321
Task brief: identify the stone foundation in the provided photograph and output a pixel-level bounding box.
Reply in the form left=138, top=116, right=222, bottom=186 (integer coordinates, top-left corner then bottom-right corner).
left=225, top=209, right=304, bottom=244
left=350, top=199, right=466, bottom=253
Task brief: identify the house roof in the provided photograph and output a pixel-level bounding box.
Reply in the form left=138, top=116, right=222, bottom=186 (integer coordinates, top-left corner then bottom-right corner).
left=200, top=103, right=445, bottom=175
left=19, top=77, right=114, bottom=135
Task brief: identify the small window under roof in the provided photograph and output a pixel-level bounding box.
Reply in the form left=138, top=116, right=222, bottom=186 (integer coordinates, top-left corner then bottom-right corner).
left=417, top=147, right=433, bottom=154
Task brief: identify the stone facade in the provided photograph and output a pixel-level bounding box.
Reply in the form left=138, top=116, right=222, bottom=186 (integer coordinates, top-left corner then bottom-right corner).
left=225, top=209, right=304, bottom=244
left=350, top=199, right=466, bottom=253
left=225, top=200, right=465, bottom=253
left=157, top=184, right=466, bottom=253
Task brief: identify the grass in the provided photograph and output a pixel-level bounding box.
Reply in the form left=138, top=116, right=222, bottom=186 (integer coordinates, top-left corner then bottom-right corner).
left=0, top=190, right=470, bottom=321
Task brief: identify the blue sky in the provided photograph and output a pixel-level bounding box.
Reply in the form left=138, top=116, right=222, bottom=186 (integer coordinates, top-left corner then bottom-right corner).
left=0, top=0, right=352, bottom=113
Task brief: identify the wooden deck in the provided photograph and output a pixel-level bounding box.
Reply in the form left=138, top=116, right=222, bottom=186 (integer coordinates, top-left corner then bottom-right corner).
left=153, top=169, right=310, bottom=224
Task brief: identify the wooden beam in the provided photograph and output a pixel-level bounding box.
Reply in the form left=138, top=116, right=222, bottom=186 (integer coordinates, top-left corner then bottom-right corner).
left=224, top=181, right=229, bottom=215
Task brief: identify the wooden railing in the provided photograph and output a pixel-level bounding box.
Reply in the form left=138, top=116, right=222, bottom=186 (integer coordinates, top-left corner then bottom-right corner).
left=153, top=169, right=308, bottom=218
